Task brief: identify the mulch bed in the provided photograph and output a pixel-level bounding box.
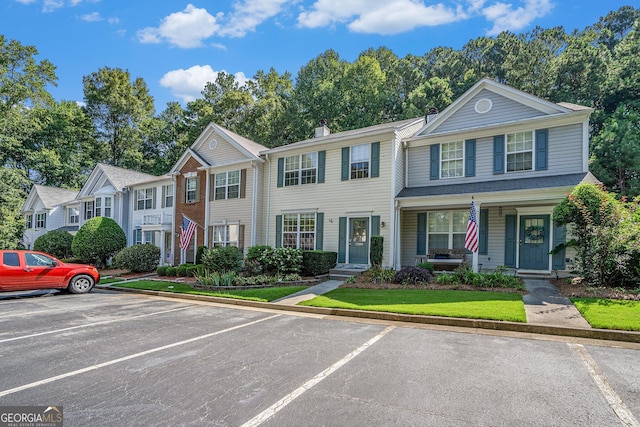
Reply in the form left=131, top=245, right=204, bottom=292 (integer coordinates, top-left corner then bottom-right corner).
left=552, top=278, right=640, bottom=301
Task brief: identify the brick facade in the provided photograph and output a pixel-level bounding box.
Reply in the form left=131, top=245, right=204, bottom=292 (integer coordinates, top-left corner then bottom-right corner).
left=174, top=157, right=207, bottom=264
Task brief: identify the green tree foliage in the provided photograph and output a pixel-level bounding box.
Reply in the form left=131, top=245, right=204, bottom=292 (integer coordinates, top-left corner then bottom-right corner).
left=113, top=243, right=160, bottom=272
left=71, top=216, right=126, bottom=267
left=0, top=167, right=29, bottom=249
left=83, top=66, right=155, bottom=168
left=553, top=183, right=640, bottom=287
left=33, top=230, right=74, bottom=258
left=201, top=246, right=243, bottom=273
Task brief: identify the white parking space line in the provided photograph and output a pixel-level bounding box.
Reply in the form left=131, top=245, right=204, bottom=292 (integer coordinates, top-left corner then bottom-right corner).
left=0, top=314, right=281, bottom=398
left=241, top=326, right=395, bottom=427
left=569, top=343, right=639, bottom=427
left=0, top=306, right=193, bottom=343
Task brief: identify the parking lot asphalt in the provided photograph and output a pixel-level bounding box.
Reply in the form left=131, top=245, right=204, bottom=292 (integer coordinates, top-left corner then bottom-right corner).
left=1, top=289, right=639, bottom=426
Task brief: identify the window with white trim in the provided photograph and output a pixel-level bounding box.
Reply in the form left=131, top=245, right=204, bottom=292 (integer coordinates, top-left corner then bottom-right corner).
left=283, top=213, right=315, bottom=250
left=506, top=131, right=533, bottom=172
left=212, top=224, right=239, bottom=247
left=214, top=170, right=240, bottom=200
left=285, top=153, right=317, bottom=186
left=137, top=189, right=154, bottom=210
left=68, top=208, right=79, bottom=224
left=441, top=141, right=464, bottom=178
left=24, top=214, right=32, bottom=229
left=427, top=210, right=468, bottom=251
left=35, top=213, right=46, bottom=229
left=163, top=184, right=173, bottom=208
left=85, top=201, right=94, bottom=220
left=144, top=231, right=155, bottom=245
left=95, top=197, right=101, bottom=217
left=350, top=144, right=369, bottom=179
left=104, top=197, right=112, bottom=217
left=186, top=177, right=197, bottom=203
left=133, top=229, right=142, bottom=244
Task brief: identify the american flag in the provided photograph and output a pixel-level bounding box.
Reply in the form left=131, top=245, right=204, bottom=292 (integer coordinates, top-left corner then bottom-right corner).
left=464, top=200, right=479, bottom=253
left=179, top=216, right=197, bottom=250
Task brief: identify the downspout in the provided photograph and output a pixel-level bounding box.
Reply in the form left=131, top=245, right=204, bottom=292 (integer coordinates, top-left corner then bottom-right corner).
left=251, top=160, right=258, bottom=247
left=204, top=167, right=210, bottom=247
left=389, top=135, right=399, bottom=269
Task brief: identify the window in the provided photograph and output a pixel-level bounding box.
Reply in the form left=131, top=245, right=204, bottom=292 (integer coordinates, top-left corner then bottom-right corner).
left=3, top=252, right=20, bottom=267
left=133, top=229, right=142, bottom=244
left=506, top=131, right=533, bottom=172
left=144, top=231, right=155, bottom=245
left=68, top=208, right=79, bottom=224
left=35, top=213, right=46, bottom=229
left=427, top=210, right=468, bottom=251
left=85, top=201, right=94, bottom=220
left=212, top=224, right=239, bottom=247
left=137, top=189, right=154, bottom=210
left=441, top=141, right=464, bottom=178
left=104, top=197, right=112, bottom=217
left=95, top=198, right=101, bottom=217
left=24, top=214, right=32, bottom=229
left=214, top=171, right=240, bottom=200
left=285, top=153, right=317, bottom=186
left=350, top=144, right=370, bottom=179
left=186, top=177, right=197, bottom=203
left=25, top=252, right=56, bottom=267
left=163, top=184, right=173, bottom=208
left=282, top=213, right=315, bottom=250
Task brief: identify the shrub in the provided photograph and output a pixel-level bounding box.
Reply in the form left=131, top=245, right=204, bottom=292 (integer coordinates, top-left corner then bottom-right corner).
left=416, top=262, right=435, bottom=273
left=264, top=247, right=303, bottom=274
left=166, top=266, right=177, bottom=277
left=157, top=266, right=168, bottom=276
left=302, top=251, right=337, bottom=276
left=435, top=265, right=525, bottom=290
left=195, top=245, right=207, bottom=265
left=71, top=217, right=126, bottom=267
left=112, top=244, right=160, bottom=273
left=370, top=236, right=383, bottom=268
left=243, top=259, right=263, bottom=276
left=393, top=266, right=432, bottom=285
left=186, top=265, right=199, bottom=277
left=233, top=275, right=275, bottom=286
left=33, top=230, right=74, bottom=259
left=201, top=246, right=243, bottom=273
left=195, top=270, right=237, bottom=287
left=176, top=265, right=188, bottom=277
left=369, top=266, right=396, bottom=283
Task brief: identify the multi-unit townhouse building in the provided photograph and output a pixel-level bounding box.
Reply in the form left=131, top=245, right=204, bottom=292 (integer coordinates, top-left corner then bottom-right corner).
left=22, top=79, right=596, bottom=275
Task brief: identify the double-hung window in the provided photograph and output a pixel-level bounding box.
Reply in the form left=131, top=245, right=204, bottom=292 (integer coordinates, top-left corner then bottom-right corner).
left=427, top=210, right=468, bottom=251
left=137, top=189, right=154, bottom=210
left=212, top=224, right=239, bottom=247
left=68, top=208, right=79, bottom=224
left=214, top=171, right=240, bottom=200
left=441, top=141, right=464, bottom=178
left=24, top=214, right=32, bottom=229
left=35, top=213, right=46, bottom=229
left=186, top=177, right=197, bottom=203
left=85, top=201, right=94, bottom=220
left=283, top=213, right=315, bottom=250
left=95, top=198, right=102, bottom=217
left=104, top=197, right=112, bottom=217
left=133, top=229, right=142, bottom=244
left=350, top=144, right=370, bottom=179
left=285, top=153, right=317, bottom=186
left=163, top=184, right=173, bottom=208
left=506, top=131, right=533, bottom=172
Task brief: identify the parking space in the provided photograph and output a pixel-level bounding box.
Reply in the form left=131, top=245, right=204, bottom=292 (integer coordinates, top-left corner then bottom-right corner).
left=1, top=290, right=638, bottom=426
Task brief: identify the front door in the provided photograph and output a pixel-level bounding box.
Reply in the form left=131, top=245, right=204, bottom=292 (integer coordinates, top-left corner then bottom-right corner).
left=519, top=215, right=550, bottom=270
left=349, top=218, right=369, bottom=264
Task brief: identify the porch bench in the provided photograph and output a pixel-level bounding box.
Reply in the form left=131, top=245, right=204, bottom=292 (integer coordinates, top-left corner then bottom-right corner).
left=415, top=248, right=467, bottom=271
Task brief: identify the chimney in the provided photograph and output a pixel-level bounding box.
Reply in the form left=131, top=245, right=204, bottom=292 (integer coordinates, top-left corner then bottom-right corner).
left=426, top=107, right=439, bottom=123
left=315, top=119, right=330, bottom=138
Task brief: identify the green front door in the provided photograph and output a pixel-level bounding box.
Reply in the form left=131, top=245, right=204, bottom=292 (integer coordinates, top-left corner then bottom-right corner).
left=519, top=215, right=550, bottom=270
left=349, top=217, right=369, bottom=264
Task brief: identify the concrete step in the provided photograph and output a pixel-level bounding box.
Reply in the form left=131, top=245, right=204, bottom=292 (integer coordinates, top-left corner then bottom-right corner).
left=329, top=274, right=356, bottom=281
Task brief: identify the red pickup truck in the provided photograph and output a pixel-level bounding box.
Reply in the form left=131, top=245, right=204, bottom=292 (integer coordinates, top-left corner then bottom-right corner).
left=0, top=250, right=99, bottom=294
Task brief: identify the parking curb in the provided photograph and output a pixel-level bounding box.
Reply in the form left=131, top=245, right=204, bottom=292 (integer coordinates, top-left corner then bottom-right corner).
left=96, top=285, right=640, bottom=344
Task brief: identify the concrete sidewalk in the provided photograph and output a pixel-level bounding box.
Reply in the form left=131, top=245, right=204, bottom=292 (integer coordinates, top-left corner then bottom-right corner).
left=522, top=279, right=591, bottom=328
left=272, top=280, right=344, bottom=305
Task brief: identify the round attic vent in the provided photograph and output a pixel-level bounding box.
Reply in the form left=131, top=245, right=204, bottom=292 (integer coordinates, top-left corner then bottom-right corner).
left=209, top=139, right=218, bottom=150
left=474, top=98, right=492, bottom=114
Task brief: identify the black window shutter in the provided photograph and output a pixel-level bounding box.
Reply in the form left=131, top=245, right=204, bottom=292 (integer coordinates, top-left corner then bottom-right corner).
left=430, top=145, right=440, bottom=180
left=275, top=215, right=282, bottom=247
left=338, top=217, right=347, bottom=262
left=479, top=209, right=488, bottom=255
left=493, top=136, right=505, bottom=174
left=417, top=213, right=427, bottom=255
left=535, top=129, right=548, bottom=170
left=465, top=139, right=476, bottom=177
left=371, top=142, right=380, bottom=178
left=315, top=212, right=324, bottom=250
left=341, top=147, right=350, bottom=181
left=277, top=158, right=284, bottom=188
left=317, top=151, right=326, bottom=183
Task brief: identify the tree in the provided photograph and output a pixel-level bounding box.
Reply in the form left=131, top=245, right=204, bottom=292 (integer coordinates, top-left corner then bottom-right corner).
left=0, top=167, right=29, bottom=249
left=403, top=77, right=453, bottom=118
left=83, top=67, right=155, bottom=168
left=71, top=216, right=126, bottom=267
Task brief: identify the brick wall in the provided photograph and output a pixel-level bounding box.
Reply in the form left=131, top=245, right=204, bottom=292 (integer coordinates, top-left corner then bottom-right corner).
left=174, top=157, right=207, bottom=264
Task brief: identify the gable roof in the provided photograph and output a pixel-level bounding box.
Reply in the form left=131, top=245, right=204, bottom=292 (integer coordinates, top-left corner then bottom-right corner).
left=413, top=78, right=591, bottom=138
left=78, top=163, right=157, bottom=198
left=21, top=185, right=78, bottom=213
left=263, top=117, right=425, bottom=154
left=209, top=123, right=266, bottom=158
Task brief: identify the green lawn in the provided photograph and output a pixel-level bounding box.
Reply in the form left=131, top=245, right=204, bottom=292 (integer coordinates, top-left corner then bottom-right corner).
left=299, top=288, right=527, bottom=322
left=112, top=280, right=307, bottom=302
left=571, top=298, right=640, bottom=331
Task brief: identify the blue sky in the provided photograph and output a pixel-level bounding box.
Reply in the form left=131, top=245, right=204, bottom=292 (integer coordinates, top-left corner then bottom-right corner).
left=1, top=0, right=633, bottom=112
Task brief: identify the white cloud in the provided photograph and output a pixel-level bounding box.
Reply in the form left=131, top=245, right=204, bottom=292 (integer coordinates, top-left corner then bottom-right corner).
left=14, top=0, right=38, bottom=4
left=42, top=0, right=63, bottom=12
left=80, top=11, right=102, bottom=22
left=482, top=0, right=554, bottom=35
left=218, top=0, right=292, bottom=37
left=137, top=4, right=220, bottom=48
left=160, top=65, right=250, bottom=103
left=297, top=0, right=462, bottom=34
left=107, top=17, right=120, bottom=25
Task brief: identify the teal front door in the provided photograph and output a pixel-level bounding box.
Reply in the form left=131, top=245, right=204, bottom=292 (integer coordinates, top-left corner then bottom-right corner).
left=519, top=215, right=550, bottom=270
left=349, top=218, right=369, bottom=264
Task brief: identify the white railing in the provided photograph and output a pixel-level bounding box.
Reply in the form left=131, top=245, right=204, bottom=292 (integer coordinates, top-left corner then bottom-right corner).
left=142, top=213, right=173, bottom=225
